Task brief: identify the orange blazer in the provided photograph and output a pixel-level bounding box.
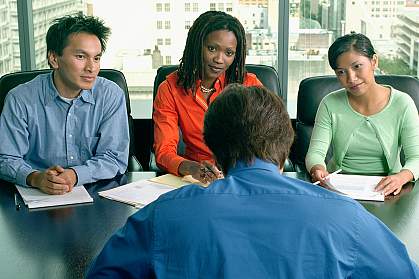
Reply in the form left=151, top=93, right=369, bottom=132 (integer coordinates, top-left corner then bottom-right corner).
left=153, top=71, right=262, bottom=175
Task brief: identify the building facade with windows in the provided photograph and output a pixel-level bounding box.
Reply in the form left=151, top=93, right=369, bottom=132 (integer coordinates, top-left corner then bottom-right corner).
left=0, top=0, right=85, bottom=75
left=394, top=8, right=419, bottom=77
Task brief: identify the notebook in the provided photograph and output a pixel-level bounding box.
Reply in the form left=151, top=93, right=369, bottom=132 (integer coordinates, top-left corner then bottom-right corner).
left=16, top=185, right=93, bottom=209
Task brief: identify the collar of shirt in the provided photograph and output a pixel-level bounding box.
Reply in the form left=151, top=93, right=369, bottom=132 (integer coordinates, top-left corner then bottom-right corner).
left=227, top=158, right=280, bottom=177
left=193, top=73, right=226, bottom=111
left=44, top=71, right=96, bottom=106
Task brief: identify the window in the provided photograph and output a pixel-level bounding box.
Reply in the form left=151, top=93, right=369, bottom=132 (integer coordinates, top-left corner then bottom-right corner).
left=164, top=20, right=170, bottom=29
left=6, top=1, right=419, bottom=120
left=165, top=55, right=171, bottom=65
left=185, top=3, right=190, bottom=12
left=226, top=3, right=233, bottom=12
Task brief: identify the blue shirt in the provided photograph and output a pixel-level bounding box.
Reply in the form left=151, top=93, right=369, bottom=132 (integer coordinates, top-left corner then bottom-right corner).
left=0, top=72, right=129, bottom=186
left=87, top=159, right=418, bottom=278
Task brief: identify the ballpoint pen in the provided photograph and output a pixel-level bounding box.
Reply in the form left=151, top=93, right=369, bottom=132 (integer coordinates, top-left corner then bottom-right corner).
left=313, top=169, right=342, bottom=185
left=14, top=193, right=21, bottom=210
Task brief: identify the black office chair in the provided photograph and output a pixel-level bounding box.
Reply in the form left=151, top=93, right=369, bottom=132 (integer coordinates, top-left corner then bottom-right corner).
left=290, top=74, right=419, bottom=172
left=0, top=69, right=142, bottom=172
left=151, top=64, right=294, bottom=172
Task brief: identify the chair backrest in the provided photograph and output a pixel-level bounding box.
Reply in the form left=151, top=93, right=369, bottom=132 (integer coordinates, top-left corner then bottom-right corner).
left=291, top=74, right=419, bottom=171
left=153, top=64, right=281, bottom=100
left=0, top=69, right=142, bottom=171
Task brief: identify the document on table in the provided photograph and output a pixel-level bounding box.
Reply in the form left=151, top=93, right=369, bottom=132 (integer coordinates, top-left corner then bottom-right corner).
left=16, top=185, right=93, bottom=209
left=98, top=179, right=176, bottom=208
left=99, top=174, right=209, bottom=208
left=324, top=174, right=385, bottom=201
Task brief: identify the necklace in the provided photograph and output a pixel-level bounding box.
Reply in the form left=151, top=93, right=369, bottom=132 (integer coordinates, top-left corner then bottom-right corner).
left=200, top=84, right=215, bottom=94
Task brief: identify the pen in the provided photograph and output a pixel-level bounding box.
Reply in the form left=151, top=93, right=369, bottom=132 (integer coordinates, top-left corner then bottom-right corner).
left=14, top=193, right=20, bottom=210
left=313, top=169, right=342, bottom=185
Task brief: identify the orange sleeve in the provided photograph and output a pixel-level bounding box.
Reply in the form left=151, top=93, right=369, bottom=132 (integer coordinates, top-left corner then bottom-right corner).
left=153, top=81, right=186, bottom=175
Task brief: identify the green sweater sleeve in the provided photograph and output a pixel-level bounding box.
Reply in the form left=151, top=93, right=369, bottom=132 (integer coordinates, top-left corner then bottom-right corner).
left=305, top=98, right=332, bottom=172
left=399, top=95, right=419, bottom=180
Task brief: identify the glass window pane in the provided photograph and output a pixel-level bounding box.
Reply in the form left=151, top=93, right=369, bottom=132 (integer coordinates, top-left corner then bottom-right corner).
left=0, top=0, right=20, bottom=76
left=88, top=1, right=279, bottom=119
left=287, top=0, right=419, bottom=117
left=32, top=0, right=84, bottom=70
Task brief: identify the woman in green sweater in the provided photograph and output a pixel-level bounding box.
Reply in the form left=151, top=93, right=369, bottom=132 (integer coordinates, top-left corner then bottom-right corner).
left=306, top=33, right=419, bottom=196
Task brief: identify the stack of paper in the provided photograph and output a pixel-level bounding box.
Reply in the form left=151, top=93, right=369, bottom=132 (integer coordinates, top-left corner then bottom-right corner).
left=99, top=174, right=209, bottom=208
left=324, top=174, right=385, bottom=201
left=16, top=185, right=93, bottom=209
left=98, top=179, right=176, bottom=208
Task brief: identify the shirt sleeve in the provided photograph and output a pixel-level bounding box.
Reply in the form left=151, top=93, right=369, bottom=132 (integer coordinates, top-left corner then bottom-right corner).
left=153, top=81, right=186, bottom=175
left=0, top=93, right=36, bottom=186
left=305, top=98, right=332, bottom=172
left=399, top=96, right=419, bottom=180
left=71, top=86, right=129, bottom=185
left=86, top=203, right=156, bottom=278
left=350, top=208, right=419, bottom=278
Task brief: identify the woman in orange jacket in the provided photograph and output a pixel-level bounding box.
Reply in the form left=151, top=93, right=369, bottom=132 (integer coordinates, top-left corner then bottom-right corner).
left=153, top=10, right=262, bottom=183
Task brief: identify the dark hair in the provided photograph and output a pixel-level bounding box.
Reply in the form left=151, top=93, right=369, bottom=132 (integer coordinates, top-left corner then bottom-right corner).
left=177, top=11, right=247, bottom=93
left=46, top=14, right=110, bottom=59
left=328, top=32, right=376, bottom=69
left=204, top=84, right=294, bottom=173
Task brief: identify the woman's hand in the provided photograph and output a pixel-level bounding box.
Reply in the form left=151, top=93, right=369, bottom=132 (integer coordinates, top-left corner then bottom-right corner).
left=309, top=165, right=329, bottom=185
left=178, top=160, right=223, bottom=184
left=375, top=169, right=413, bottom=196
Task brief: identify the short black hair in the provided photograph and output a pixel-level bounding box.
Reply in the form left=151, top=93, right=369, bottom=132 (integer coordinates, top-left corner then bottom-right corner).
left=46, top=14, right=110, bottom=58
left=177, top=11, right=247, bottom=93
left=328, top=32, right=376, bottom=69
left=204, top=84, right=294, bottom=173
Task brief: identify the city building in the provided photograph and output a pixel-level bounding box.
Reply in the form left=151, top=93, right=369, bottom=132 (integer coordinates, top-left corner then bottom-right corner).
left=0, top=0, right=85, bottom=75
left=394, top=7, right=419, bottom=78
left=239, top=0, right=268, bottom=6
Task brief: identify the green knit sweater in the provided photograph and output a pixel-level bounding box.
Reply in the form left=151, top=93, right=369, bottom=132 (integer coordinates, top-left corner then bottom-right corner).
left=305, top=86, right=419, bottom=180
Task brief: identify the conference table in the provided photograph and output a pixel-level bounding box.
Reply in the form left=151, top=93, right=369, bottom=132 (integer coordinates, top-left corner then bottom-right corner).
left=0, top=172, right=418, bottom=279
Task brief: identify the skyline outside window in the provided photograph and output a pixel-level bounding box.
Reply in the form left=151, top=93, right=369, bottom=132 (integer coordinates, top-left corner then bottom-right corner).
left=1, top=0, right=418, bottom=119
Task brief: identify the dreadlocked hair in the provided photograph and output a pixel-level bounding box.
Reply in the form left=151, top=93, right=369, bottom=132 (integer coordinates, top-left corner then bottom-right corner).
left=177, top=11, right=247, bottom=93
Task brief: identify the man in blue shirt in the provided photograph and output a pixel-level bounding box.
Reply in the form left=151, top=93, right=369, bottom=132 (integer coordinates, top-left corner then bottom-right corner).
left=0, top=15, right=129, bottom=194
left=87, top=85, right=418, bottom=278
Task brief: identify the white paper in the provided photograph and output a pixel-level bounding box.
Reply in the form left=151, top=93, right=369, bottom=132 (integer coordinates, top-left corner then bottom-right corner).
left=325, top=174, right=385, bottom=201
left=16, top=185, right=93, bottom=209
left=98, top=179, right=175, bottom=207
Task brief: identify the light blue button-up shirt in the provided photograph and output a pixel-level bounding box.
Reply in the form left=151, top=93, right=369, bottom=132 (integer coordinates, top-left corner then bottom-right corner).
left=88, top=159, right=418, bottom=278
left=0, top=72, right=129, bottom=186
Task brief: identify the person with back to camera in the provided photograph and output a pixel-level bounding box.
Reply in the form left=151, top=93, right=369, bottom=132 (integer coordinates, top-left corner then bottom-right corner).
left=0, top=14, right=129, bottom=195
left=87, top=84, right=418, bottom=278
left=153, top=10, right=262, bottom=184
left=305, top=32, right=419, bottom=196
